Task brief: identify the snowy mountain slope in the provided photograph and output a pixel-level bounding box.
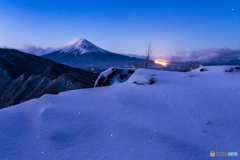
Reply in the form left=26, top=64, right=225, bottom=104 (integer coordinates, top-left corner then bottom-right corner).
left=60, top=38, right=110, bottom=56
left=0, top=66, right=239, bottom=159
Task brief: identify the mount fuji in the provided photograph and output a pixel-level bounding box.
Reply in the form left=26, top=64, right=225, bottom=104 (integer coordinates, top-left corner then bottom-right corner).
left=59, top=38, right=110, bottom=56
left=42, top=39, right=148, bottom=72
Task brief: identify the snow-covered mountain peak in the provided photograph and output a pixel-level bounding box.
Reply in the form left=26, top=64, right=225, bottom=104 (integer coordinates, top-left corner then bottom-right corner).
left=60, top=38, right=110, bottom=56
left=67, top=38, right=86, bottom=46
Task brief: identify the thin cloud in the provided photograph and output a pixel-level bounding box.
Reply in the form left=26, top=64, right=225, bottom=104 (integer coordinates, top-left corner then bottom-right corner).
left=0, top=45, right=11, bottom=49
left=20, top=45, right=58, bottom=56
left=155, top=48, right=240, bottom=64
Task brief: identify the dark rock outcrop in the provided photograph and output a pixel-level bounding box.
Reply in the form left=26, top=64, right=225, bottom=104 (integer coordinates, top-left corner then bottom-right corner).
left=148, top=78, right=155, bottom=84
left=225, top=66, right=240, bottom=73
left=200, top=68, right=207, bottom=72
left=190, top=61, right=202, bottom=71
left=0, top=48, right=99, bottom=109
left=94, top=68, right=135, bottom=87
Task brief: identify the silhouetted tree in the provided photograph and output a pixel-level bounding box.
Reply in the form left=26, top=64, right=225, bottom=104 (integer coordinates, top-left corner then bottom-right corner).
left=145, top=42, right=154, bottom=69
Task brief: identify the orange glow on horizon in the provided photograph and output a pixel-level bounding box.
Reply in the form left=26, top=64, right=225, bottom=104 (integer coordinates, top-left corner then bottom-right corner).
left=154, top=60, right=168, bottom=66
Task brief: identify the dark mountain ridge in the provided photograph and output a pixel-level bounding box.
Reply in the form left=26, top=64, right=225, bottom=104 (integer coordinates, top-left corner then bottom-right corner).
left=0, top=48, right=99, bottom=108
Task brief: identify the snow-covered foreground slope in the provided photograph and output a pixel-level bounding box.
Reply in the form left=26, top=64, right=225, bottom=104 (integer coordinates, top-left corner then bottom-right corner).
left=0, top=66, right=240, bottom=160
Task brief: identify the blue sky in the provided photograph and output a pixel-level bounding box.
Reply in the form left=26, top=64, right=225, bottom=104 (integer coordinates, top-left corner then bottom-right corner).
left=0, top=0, right=239, bottom=57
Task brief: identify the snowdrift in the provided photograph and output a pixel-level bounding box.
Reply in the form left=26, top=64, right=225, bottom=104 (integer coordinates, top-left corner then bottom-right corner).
left=0, top=66, right=239, bottom=160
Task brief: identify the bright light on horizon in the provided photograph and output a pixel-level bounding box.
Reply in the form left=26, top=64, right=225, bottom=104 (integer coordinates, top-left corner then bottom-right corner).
left=154, top=60, right=168, bottom=67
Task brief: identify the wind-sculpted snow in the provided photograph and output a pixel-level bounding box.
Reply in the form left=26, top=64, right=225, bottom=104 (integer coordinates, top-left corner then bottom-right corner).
left=0, top=66, right=240, bottom=159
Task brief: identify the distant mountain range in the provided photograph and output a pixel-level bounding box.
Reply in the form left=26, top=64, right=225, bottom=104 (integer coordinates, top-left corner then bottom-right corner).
left=0, top=48, right=99, bottom=109
left=42, top=39, right=148, bottom=72
left=120, top=53, right=147, bottom=59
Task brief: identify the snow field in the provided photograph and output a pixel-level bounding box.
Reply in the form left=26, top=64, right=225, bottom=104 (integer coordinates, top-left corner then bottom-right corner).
left=0, top=66, right=239, bottom=159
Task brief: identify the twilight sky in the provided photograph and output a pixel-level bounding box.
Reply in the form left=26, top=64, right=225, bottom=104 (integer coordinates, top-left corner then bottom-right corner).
left=0, top=0, right=239, bottom=57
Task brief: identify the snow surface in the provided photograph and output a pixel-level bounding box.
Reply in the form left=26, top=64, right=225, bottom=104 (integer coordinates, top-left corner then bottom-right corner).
left=0, top=66, right=240, bottom=159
